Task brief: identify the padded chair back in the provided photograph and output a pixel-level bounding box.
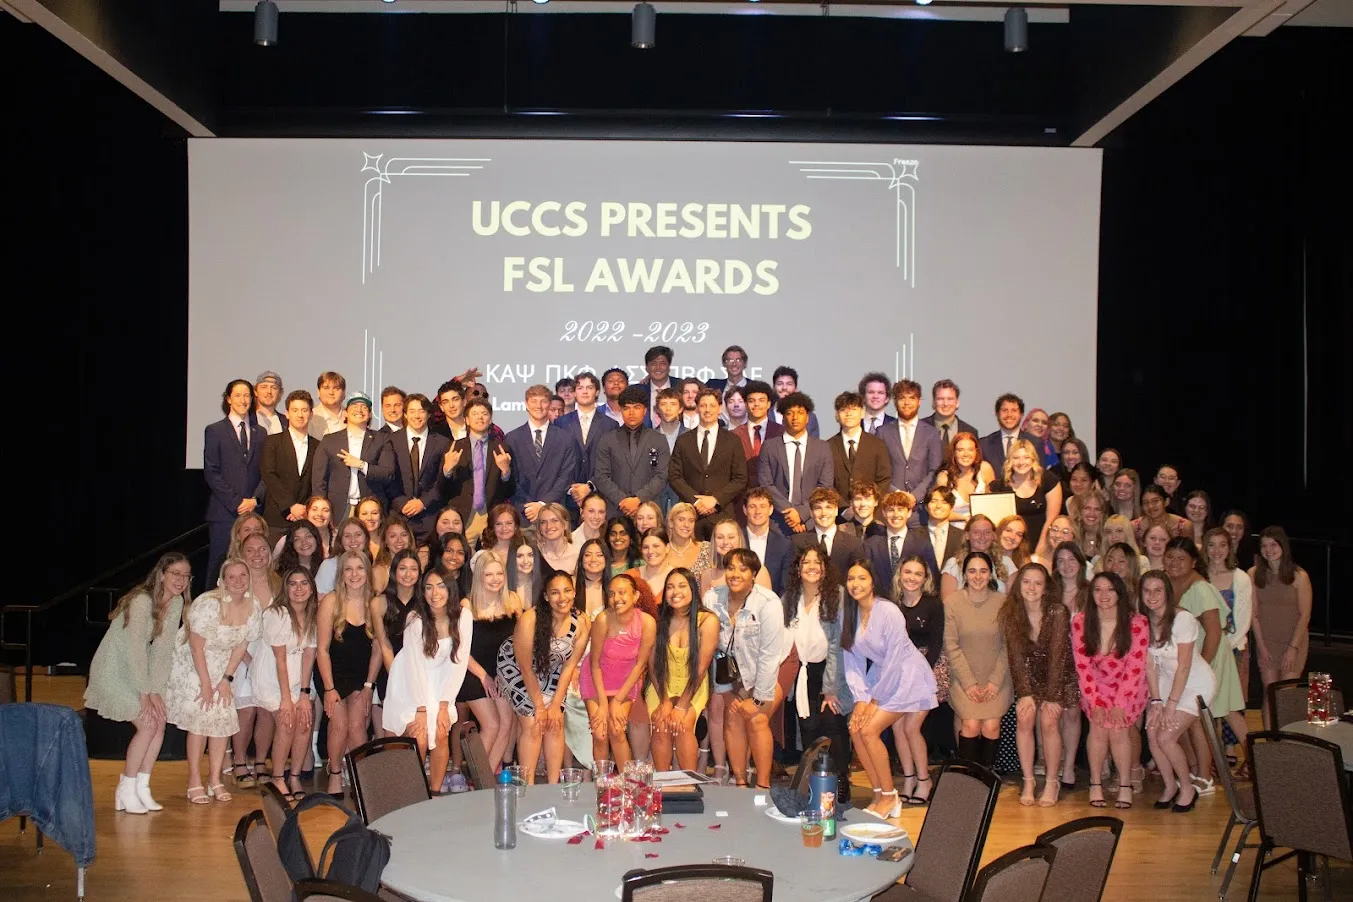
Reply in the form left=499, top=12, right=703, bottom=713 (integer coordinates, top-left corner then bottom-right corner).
left=1035, top=816, right=1122, bottom=902
left=621, top=864, right=774, bottom=902
left=234, top=810, right=295, bottom=902
left=461, top=728, right=496, bottom=791
left=345, top=736, right=430, bottom=824
left=964, top=844, right=1054, bottom=902
left=259, top=782, right=292, bottom=842
left=1267, top=679, right=1346, bottom=730
left=791, top=736, right=832, bottom=797
left=1198, top=699, right=1255, bottom=821
left=902, top=761, right=1001, bottom=902
left=1248, top=730, right=1353, bottom=862
left=294, top=879, right=385, bottom=901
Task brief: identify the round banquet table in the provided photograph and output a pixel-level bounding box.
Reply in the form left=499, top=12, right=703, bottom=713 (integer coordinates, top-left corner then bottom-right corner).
left=370, top=785, right=914, bottom=902
left=1281, top=719, right=1353, bottom=770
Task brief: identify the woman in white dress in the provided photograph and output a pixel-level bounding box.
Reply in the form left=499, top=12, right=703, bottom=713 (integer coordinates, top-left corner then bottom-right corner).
left=230, top=533, right=279, bottom=787
left=933, top=432, right=995, bottom=524
left=84, top=553, right=191, bottom=814
left=1140, top=570, right=1215, bottom=813
left=383, top=567, right=473, bottom=793
left=164, top=559, right=263, bottom=804
left=256, top=569, right=318, bottom=801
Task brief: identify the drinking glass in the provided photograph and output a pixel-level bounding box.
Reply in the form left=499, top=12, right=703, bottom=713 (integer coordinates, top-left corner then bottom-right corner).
left=592, top=758, right=615, bottom=779
left=712, top=856, right=745, bottom=867
left=559, top=768, right=585, bottom=802
left=595, top=772, right=629, bottom=839
left=798, top=810, right=825, bottom=848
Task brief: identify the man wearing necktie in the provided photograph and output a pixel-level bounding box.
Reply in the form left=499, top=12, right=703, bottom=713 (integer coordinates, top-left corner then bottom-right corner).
left=977, top=393, right=1036, bottom=475
left=204, top=378, right=268, bottom=583
left=592, top=386, right=671, bottom=520
left=731, top=380, right=783, bottom=491
left=864, top=491, right=940, bottom=586
left=389, top=394, right=452, bottom=541
left=826, top=391, right=892, bottom=518
left=440, top=396, right=514, bottom=544
left=758, top=392, right=834, bottom=535
left=668, top=388, right=747, bottom=539
left=858, top=372, right=897, bottom=436
left=921, top=378, right=977, bottom=459
left=505, top=385, right=580, bottom=523
left=880, top=380, right=943, bottom=527
left=792, top=487, right=865, bottom=581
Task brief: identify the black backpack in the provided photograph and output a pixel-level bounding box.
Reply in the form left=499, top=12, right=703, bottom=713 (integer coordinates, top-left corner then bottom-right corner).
left=276, top=794, right=391, bottom=894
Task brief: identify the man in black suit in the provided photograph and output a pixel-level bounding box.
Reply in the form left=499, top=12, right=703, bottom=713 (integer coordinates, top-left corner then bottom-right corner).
left=826, top=391, right=891, bottom=516
left=559, top=372, right=620, bottom=506
left=705, top=344, right=749, bottom=396
left=741, top=487, right=792, bottom=594
left=204, top=379, right=268, bottom=581
left=261, top=390, right=321, bottom=542
left=921, top=378, right=977, bottom=455
left=669, top=388, right=748, bottom=539
left=311, top=392, right=395, bottom=521
left=792, top=487, right=866, bottom=582
left=858, top=372, right=897, bottom=436
left=978, top=392, right=1037, bottom=475
left=440, top=396, right=514, bottom=545
left=378, top=386, right=406, bottom=433
left=592, top=387, right=671, bottom=519
left=388, top=393, right=452, bottom=541
left=922, top=485, right=966, bottom=572
left=864, top=490, right=939, bottom=587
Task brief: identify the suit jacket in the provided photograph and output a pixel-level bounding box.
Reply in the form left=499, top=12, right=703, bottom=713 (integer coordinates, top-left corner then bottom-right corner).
left=204, top=418, right=268, bottom=523
left=864, top=529, right=939, bottom=588
left=592, top=426, right=671, bottom=519
left=921, top=413, right=978, bottom=449
left=312, top=428, right=395, bottom=520
left=879, top=419, right=944, bottom=502
left=260, top=430, right=320, bottom=529
left=792, top=530, right=867, bottom=582
left=861, top=412, right=897, bottom=436
left=925, top=521, right=966, bottom=572
left=978, top=429, right=1038, bottom=475
left=731, top=420, right=784, bottom=489
left=441, top=434, right=516, bottom=523
left=742, top=526, right=793, bottom=595
left=826, top=431, right=892, bottom=503
left=504, top=421, right=582, bottom=511
left=757, top=434, right=835, bottom=529
left=389, top=429, right=452, bottom=540
left=555, top=407, right=620, bottom=482
left=668, top=426, right=748, bottom=515
left=705, top=377, right=748, bottom=396
left=773, top=409, right=821, bottom=439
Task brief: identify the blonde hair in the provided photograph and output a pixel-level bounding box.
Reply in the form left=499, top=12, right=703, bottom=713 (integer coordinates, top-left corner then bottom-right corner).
left=995, top=515, right=1032, bottom=568
left=470, top=549, right=524, bottom=618
left=1102, top=514, right=1142, bottom=554
left=634, top=500, right=664, bottom=530
left=666, top=502, right=699, bottom=532
left=537, top=503, right=573, bottom=543
left=1068, top=491, right=1107, bottom=559
left=227, top=512, right=269, bottom=560
left=330, top=550, right=375, bottom=640
left=1001, top=438, right=1044, bottom=486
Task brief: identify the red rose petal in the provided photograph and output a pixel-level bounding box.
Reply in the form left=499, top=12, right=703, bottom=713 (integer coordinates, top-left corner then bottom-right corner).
left=645, top=853, right=660, bottom=859
left=632, top=835, right=650, bottom=842
left=708, top=824, right=722, bottom=830
left=567, top=834, right=585, bottom=845
left=594, top=839, right=605, bottom=850
left=650, top=836, right=663, bottom=843
left=673, top=823, right=686, bottom=829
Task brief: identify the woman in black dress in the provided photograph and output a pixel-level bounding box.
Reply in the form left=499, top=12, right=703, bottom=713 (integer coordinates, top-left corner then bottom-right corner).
left=459, top=549, right=523, bottom=771
left=990, top=438, right=1063, bottom=557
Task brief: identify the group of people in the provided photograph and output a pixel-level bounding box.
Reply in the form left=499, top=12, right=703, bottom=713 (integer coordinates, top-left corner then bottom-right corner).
left=82, top=346, right=1313, bottom=821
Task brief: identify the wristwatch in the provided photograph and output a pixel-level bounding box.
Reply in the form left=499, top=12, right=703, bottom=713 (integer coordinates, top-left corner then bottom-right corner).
left=299, top=688, right=311, bottom=696
left=224, top=674, right=235, bottom=683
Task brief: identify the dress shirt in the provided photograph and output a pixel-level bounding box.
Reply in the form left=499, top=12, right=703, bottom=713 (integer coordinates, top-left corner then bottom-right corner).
left=864, top=413, right=888, bottom=435
left=228, top=413, right=251, bottom=453
left=898, top=417, right=918, bottom=457
left=789, top=597, right=830, bottom=718
left=603, top=404, right=625, bottom=425
left=527, top=419, right=550, bottom=446
left=406, top=428, right=429, bottom=476
left=841, top=427, right=863, bottom=462
left=311, top=406, right=345, bottom=438
left=657, top=421, right=682, bottom=453
left=815, top=525, right=838, bottom=556
left=682, top=411, right=702, bottom=430
left=444, top=421, right=468, bottom=441
left=576, top=407, right=596, bottom=444
left=933, top=416, right=959, bottom=444
left=289, top=428, right=309, bottom=475
left=929, top=522, right=950, bottom=565
left=255, top=408, right=283, bottom=436
left=345, top=427, right=368, bottom=503
left=698, top=425, right=720, bottom=464
left=745, top=526, right=769, bottom=565
left=1000, top=429, right=1019, bottom=455
left=782, top=432, right=806, bottom=497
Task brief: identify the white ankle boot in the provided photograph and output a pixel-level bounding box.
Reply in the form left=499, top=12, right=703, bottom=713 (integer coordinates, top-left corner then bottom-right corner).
left=135, top=773, right=162, bottom=811
left=115, top=775, right=148, bottom=814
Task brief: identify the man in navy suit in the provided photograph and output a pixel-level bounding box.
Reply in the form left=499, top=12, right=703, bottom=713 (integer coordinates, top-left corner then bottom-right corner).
left=311, top=392, right=395, bottom=523
left=978, top=392, right=1037, bottom=475
left=669, top=388, right=748, bottom=538
left=864, top=490, right=939, bottom=587
left=505, top=384, right=583, bottom=523
left=758, top=392, right=834, bottom=534
left=592, top=387, right=671, bottom=519
left=559, top=372, right=620, bottom=506
left=378, top=386, right=406, bottom=434
left=388, top=394, right=451, bottom=541
left=792, top=487, right=867, bottom=582
left=741, top=488, right=792, bottom=594
left=261, top=389, right=321, bottom=542
left=204, top=379, right=268, bottom=581
left=879, top=380, right=944, bottom=526
left=705, top=344, right=749, bottom=396
left=440, top=396, right=514, bottom=545
left=921, top=378, right=977, bottom=456
left=858, top=372, right=898, bottom=436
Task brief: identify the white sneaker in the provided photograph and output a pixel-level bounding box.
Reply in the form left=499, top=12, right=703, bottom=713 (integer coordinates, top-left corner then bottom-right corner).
left=447, top=774, right=470, bottom=794
left=134, top=773, right=163, bottom=811
left=114, top=775, right=148, bottom=814
left=1190, top=774, right=1216, bottom=795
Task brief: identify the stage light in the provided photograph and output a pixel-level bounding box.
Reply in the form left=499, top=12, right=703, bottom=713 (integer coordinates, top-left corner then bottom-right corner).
left=916, top=0, right=932, bottom=5
left=532, top=0, right=550, bottom=4
left=253, top=1, right=278, bottom=46
left=1004, top=8, right=1028, bottom=52
left=632, top=3, right=656, bottom=49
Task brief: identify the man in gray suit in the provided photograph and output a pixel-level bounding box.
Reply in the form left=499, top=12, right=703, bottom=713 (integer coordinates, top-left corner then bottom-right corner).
left=591, top=387, right=671, bottom=519
left=757, top=392, right=834, bottom=534
left=879, top=380, right=944, bottom=526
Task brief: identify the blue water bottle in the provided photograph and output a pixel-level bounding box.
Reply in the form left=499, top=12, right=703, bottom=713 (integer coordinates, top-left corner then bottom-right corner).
left=807, top=746, right=837, bottom=841
left=494, top=769, right=517, bottom=849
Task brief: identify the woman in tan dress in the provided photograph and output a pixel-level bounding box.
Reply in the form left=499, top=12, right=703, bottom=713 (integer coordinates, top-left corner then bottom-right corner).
left=944, top=551, right=1012, bottom=771
left=1248, top=526, right=1312, bottom=728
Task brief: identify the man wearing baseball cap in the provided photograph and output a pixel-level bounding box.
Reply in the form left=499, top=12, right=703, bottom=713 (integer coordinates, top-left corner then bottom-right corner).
left=252, top=371, right=285, bottom=435
left=312, top=390, right=394, bottom=520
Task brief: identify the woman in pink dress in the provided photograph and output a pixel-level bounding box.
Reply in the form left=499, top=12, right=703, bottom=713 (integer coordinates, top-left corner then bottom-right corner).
left=1071, top=572, right=1149, bottom=810
left=580, top=573, right=656, bottom=768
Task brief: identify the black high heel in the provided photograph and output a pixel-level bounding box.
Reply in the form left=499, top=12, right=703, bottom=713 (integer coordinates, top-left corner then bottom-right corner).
left=906, top=776, right=932, bottom=807
left=1153, top=790, right=1177, bottom=810
left=1171, top=790, right=1197, bottom=813
left=898, top=772, right=917, bottom=804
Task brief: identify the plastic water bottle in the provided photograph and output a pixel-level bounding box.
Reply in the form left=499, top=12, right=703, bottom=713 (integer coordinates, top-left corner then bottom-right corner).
left=494, top=769, right=517, bottom=849
left=807, top=746, right=838, bottom=841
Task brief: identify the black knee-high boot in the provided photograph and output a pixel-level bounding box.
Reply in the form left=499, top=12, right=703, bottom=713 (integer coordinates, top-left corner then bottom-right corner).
left=956, top=736, right=983, bottom=765
left=980, top=737, right=1000, bottom=771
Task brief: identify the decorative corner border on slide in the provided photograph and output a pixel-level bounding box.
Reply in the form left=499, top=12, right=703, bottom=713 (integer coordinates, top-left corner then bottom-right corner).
left=360, top=152, right=493, bottom=284
left=789, top=158, right=919, bottom=287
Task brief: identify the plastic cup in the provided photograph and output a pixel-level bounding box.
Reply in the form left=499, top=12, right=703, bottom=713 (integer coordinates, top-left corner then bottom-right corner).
left=799, top=810, right=825, bottom=848
left=560, top=768, right=585, bottom=802
left=592, top=758, right=615, bottom=779
left=712, top=856, right=745, bottom=867
left=506, top=764, right=527, bottom=799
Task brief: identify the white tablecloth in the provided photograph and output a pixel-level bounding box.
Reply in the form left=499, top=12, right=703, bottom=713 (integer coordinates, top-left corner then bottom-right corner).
left=1280, top=720, right=1353, bottom=770
left=371, top=786, right=913, bottom=902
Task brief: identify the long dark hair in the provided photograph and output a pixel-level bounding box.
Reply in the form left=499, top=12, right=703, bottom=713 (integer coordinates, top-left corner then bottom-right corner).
left=382, top=549, right=422, bottom=640
left=604, top=516, right=641, bottom=569
left=533, top=569, right=572, bottom=676
left=271, top=568, right=319, bottom=646
left=999, top=563, right=1055, bottom=651
left=1254, top=525, right=1299, bottom=587
left=276, top=520, right=323, bottom=578
left=782, top=544, right=842, bottom=626
left=1138, top=569, right=1179, bottom=649
left=1082, top=572, right=1134, bottom=658
left=652, top=568, right=704, bottom=698
left=412, top=565, right=460, bottom=660
left=1164, top=536, right=1207, bottom=578
left=840, top=560, right=879, bottom=652
left=1051, top=540, right=1089, bottom=612
left=428, top=531, right=473, bottom=597
left=573, top=538, right=609, bottom=611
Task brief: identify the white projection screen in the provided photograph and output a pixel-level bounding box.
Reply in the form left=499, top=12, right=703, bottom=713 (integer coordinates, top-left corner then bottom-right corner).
left=187, top=139, right=1101, bottom=466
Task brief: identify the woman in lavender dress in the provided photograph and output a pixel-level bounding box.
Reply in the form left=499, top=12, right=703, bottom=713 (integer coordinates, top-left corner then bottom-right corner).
left=842, top=560, right=938, bottom=820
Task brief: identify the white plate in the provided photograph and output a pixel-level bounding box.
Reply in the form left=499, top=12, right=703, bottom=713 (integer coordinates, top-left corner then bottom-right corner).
left=520, top=818, right=588, bottom=839
left=764, top=805, right=799, bottom=824
left=839, top=822, right=910, bottom=845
